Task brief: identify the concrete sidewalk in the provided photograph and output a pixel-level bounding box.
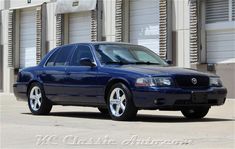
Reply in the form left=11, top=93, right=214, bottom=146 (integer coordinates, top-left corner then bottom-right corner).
left=0, top=93, right=235, bottom=149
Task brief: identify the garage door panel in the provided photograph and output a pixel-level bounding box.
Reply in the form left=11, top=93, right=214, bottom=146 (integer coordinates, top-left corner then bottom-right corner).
left=130, top=0, right=158, bottom=10
left=207, top=51, right=235, bottom=58
left=130, top=25, right=159, bottom=33
left=20, top=23, right=36, bottom=29
left=130, top=8, right=158, bottom=16
left=207, top=33, right=235, bottom=41
left=69, top=26, right=91, bottom=31
left=20, top=8, right=36, bottom=68
left=207, top=43, right=235, bottom=52
left=207, top=58, right=235, bottom=63
left=206, top=28, right=235, bottom=63
left=130, top=16, right=159, bottom=25
left=130, top=0, right=159, bottom=53
left=69, top=12, right=92, bottom=43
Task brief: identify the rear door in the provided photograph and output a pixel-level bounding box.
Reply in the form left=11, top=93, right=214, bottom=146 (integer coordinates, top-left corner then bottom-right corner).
left=40, top=45, right=75, bottom=102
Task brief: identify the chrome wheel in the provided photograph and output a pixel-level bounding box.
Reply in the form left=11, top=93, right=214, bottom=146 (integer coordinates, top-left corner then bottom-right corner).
left=109, top=88, right=126, bottom=117
left=29, top=86, right=42, bottom=111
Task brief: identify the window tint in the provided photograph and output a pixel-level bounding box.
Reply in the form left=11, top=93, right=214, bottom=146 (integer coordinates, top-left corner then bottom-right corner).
left=70, top=45, right=93, bottom=66
left=54, top=45, right=75, bottom=66
left=46, top=48, right=60, bottom=66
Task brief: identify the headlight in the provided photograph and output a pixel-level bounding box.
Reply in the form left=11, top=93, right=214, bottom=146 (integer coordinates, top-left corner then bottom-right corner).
left=135, top=77, right=173, bottom=87
left=210, top=77, right=222, bottom=87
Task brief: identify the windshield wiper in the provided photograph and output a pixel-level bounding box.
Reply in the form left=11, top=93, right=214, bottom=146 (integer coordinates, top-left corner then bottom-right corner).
left=135, top=61, right=160, bottom=65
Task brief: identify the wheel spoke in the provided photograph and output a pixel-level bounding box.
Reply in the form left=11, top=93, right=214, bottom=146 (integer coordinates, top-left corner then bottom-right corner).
left=110, top=98, right=118, bottom=105
left=120, top=95, right=125, bottom=102
left=120, top=103, right=125, bottom=111
left=30, top=95, right=37, bottom=100
left=37, top=99, right=41, bottom=107
left=116, top=89, right=120, bottom=98
left=34, top=100, right=38, bottom=109
left=115, top=104, right=121, bottom=115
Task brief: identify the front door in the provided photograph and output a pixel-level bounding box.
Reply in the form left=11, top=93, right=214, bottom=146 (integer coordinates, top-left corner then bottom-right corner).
left=64, top=45, right=101, bottom=104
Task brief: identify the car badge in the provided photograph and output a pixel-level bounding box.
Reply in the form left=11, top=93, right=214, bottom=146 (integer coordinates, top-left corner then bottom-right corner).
left=191, top=78, right=197, bottom=85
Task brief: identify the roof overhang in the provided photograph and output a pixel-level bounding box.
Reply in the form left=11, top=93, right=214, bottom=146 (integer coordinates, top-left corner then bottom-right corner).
left=9, top=2, right=44, bottom=10
left=55, top=0, right=97, bottom=14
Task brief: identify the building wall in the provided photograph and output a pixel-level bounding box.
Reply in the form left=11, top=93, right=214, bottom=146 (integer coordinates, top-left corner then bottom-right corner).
left=46, top=2, right=57, bottom=50
left=10, top=0, right=51, bottom=8
left=1, top=10, right=12, bottom=93
left=102, top=0, right=116, bottom=41
left=172, top=0, right=190, bottom=68
left=0, top=10, right=3, bottom=91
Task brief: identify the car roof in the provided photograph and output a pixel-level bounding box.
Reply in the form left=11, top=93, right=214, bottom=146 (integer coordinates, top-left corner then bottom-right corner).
left=59, top=42, right=137, bottom=47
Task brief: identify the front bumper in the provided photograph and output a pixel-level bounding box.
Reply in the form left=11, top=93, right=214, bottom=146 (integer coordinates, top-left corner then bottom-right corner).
left=132, top=87, right=227, bottom=109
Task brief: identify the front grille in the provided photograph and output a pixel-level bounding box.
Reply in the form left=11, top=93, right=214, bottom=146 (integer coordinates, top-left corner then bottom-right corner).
left=174, top=75, right=209, bottom=88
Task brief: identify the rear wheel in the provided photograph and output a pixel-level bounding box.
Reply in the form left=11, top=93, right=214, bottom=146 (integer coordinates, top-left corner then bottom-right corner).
left=181, top=107, right=210, bottom=119
left=28, top=82, right=52, bottom=115
left=107, top=83, right=138, bottom=121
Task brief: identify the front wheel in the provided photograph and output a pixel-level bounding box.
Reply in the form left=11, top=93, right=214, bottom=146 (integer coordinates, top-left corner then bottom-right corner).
left=181, top=107, right=210, bottom=119
left=107, top=83, right=138, bottom=121
left=28, top=82, right=52, bottom=115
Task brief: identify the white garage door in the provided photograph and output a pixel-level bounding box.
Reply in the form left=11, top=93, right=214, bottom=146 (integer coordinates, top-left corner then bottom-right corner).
left=206, top=0, right=235, bottom=63
left=130, top=0, right=159, bottom=54
left=20, top=8, right=37, bottom=68
left=206, top=29, right=235, bottom=63
left=69, top=11, right=92, bottom=44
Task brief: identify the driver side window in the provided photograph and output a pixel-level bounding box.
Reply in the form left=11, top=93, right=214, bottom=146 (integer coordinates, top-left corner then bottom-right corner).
left=70, top=45, right=94, bottom=66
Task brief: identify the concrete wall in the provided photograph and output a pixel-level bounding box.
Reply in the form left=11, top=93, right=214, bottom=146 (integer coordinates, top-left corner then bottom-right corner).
left=1, top=10, right=13, bottom=93
left=102, top=0, right=116, bottom=41
left=172, top=0, right=190, bottom=68
left=0, top=10, right=2, bottom=91
left=46, top=2, right=57, bottom=51
left=0, top=11, right=2, bottom=91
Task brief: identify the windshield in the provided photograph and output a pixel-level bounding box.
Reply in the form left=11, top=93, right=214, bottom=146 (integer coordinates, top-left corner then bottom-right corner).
left=94, top=44, right=168, bottom=66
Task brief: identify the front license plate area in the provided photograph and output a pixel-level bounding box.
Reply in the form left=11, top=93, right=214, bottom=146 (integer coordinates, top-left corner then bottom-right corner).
left=191, top=92, right=208, bottom=103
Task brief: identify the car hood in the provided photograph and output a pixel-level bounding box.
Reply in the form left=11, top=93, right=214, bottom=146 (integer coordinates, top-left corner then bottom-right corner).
left=103, top=65, right=214, bottom=77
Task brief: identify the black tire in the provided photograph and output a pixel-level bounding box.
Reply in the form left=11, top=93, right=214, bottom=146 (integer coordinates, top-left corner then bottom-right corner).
left=98, top=107, right=109, bottom=114
left=107, top=83, right=138, bottom=121
left=181, top=107, right=210, bottom=119
left=28, top=82, right=52, bottom=115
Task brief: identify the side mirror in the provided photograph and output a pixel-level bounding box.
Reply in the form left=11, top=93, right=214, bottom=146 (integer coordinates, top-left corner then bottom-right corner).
left=80, top=58, right=96, bottom=67
left=165, top=60, right=172, bottom=65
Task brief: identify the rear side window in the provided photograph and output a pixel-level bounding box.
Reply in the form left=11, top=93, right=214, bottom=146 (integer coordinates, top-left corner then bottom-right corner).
left=46, top=45, right=75, bottom=66
left=70, top=45, right=94, bottom=66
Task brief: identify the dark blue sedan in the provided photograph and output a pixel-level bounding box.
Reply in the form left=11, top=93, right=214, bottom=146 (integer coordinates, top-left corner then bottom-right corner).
left=13, top=42, right=227, bottom=121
